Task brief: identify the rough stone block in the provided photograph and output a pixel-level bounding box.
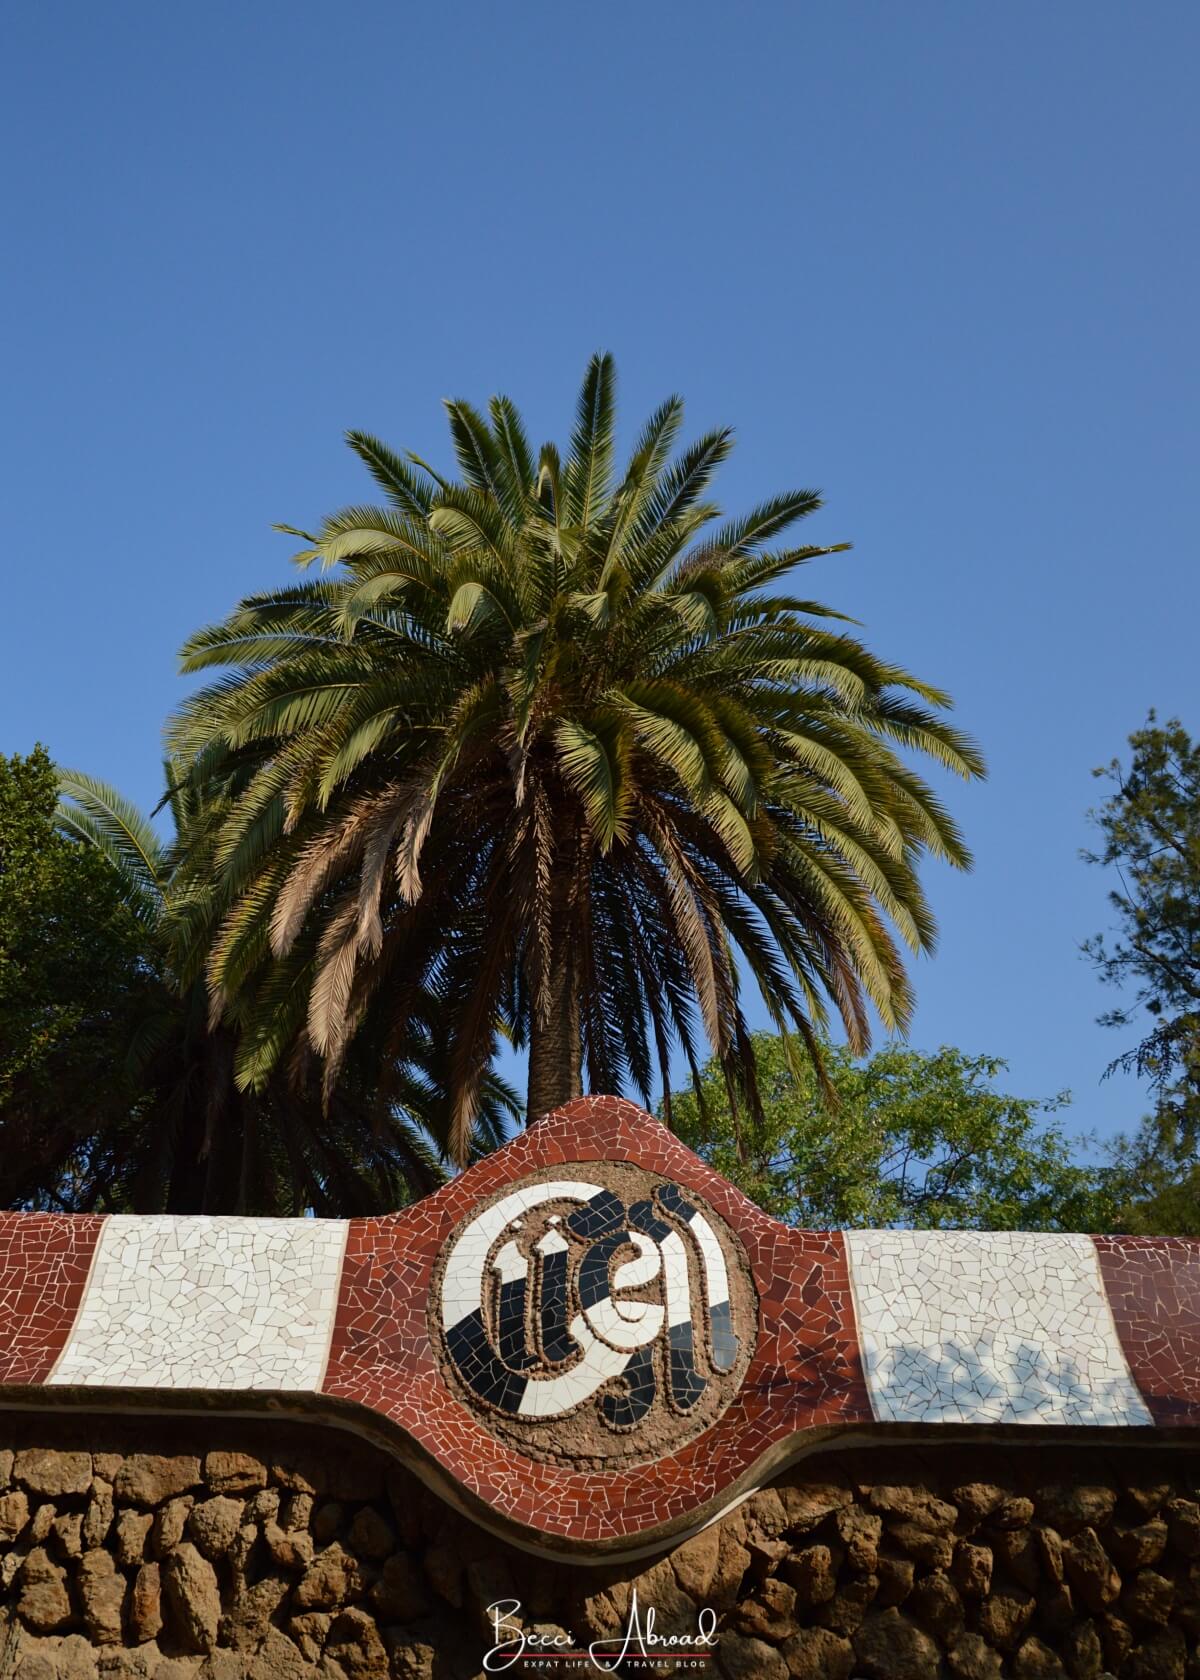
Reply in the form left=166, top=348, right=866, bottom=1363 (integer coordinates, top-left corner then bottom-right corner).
left=204, top=1451, right=267, bottom=1494
left=115, top=1455, right=201, bottom=1507
left=162, top=1541, right=221, bottom=1653
left=14, top=1449, right=92, bottom=1498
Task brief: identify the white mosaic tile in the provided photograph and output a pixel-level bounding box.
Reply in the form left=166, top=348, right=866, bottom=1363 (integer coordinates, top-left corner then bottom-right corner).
left=515, top=1329, right=629, bottom=1417
left=690, top=1212, right=730, bottom=1308
left=661, top=1231, right=692, bottom=1329
left=440, top=1180, right=604, bottom=1330
left=47, top=1216, right=348, bottom=1392
left=846, top=1229, right=1152, bottom=1427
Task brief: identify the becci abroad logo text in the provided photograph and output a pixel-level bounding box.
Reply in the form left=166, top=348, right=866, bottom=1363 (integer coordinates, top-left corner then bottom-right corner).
left=484, top=1590, right=719, bottom=1672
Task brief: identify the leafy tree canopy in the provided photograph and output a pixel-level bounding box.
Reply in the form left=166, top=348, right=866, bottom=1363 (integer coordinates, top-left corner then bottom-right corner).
left=0, top=750, right=517, bottom=1214
left=1083, top=713, right=1200, bottom=1234
left=670, top=1031, right=1124, bottom=1231
left=0, top=748, right=155, bottom=1204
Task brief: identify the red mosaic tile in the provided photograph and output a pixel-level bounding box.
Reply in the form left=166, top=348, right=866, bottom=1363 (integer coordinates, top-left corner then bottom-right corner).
left=0, top=1105, right=1197, bottom=1555
left=1094, top=1234, right=1200, bottom=1426
left=324, top=1096, right=872, bottom=1547
left=0, top=1213, right=104, bottom=1384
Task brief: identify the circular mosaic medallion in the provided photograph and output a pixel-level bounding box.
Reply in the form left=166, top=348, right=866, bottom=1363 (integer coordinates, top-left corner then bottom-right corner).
left=431, top=1162, right=758, bottom=1468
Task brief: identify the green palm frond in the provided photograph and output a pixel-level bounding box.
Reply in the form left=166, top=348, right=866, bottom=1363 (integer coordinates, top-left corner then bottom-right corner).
left=344, top=431, right=437, bottom=518
left=57, top=770, right=169, bottom=923
left=564, top=350, right=616, bottom=529
left=160, top=353, right=984, bottom=1162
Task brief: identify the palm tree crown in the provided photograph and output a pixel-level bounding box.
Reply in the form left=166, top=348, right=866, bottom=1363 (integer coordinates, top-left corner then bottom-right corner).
left=172, top=354, right=984, bottom=1159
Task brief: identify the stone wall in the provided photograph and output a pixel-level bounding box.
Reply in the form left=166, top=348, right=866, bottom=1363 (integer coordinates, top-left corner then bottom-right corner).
left=0, top=1417, right=1197, bottom=1679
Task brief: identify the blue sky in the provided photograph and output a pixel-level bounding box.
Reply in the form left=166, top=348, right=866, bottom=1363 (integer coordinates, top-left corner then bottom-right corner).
left=2, top=3, right=1196, bottom=1143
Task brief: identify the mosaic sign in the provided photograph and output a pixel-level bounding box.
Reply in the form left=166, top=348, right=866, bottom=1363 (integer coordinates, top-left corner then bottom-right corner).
left=432, top=1165, right=755, bottom=1465
left=0, top=1095, right=1196, bottom=1556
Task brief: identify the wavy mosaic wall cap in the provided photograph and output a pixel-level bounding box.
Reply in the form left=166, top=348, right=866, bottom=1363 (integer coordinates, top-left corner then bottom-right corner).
left=0, top=1096, right=1198, bottom=1557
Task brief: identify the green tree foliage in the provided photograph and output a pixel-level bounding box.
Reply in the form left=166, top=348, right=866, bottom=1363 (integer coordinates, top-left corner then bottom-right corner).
left=0, top=749, right=153, bottom=1205
left=670, top=1032, right=1122, bottom=1231
left=170, top=355, right=983, bottom=1158
left=0, top=752, right=516, bottom=1214
left=1083, top=714, right=1200, bottom=1235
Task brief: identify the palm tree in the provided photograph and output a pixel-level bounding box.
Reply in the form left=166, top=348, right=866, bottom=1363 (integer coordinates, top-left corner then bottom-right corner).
left=171, top=354, right=984, bottom=1160
left=42, top=768, right=515, bottom=1213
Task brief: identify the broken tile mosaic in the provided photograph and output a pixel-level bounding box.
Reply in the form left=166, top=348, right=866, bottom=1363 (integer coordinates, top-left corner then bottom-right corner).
left=0, top=1097, right=1193, bottom=1552
left=846, top=1228, right=1153, bottom=1427
left=47, top=1215, right=348, bottom=1392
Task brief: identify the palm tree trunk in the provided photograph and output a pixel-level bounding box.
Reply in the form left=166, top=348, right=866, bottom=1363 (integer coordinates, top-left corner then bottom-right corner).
left=526, top=944, right=583, bottom=1124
